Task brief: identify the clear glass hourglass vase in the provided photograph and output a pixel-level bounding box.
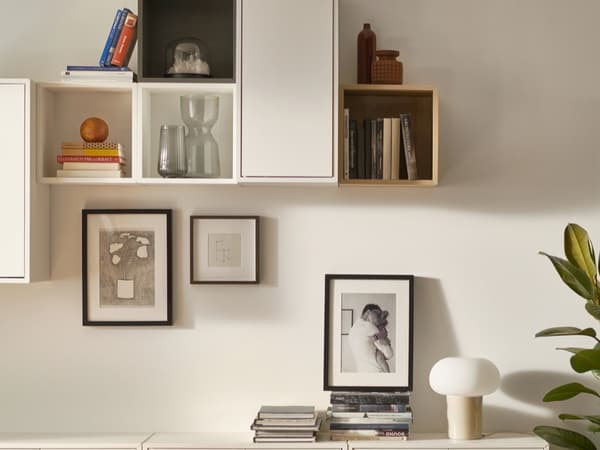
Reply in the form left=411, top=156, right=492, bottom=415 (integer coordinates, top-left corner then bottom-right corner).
left=180, top=95, right=220, bottom=178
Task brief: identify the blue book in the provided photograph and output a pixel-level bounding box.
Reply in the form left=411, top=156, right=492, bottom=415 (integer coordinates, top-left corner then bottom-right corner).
left=99, top=9, right=123, bottom=66
left=105, top=8, right=130, bottom=67
left=66, top=65, right=131, bottom=71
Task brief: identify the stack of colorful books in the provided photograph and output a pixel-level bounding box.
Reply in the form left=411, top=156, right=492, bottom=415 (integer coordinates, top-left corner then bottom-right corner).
left=63, top=7, right=138, bottom=82
left=251, top=405, right=321, bottom=443
left=327, top=392, right=412, bottom=440
left=57, top=142, right=126, bottom=178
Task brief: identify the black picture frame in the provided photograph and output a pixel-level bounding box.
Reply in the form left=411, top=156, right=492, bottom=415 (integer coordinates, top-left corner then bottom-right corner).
left=190, top=215, right=259, bottom=284
left=82, top=209, right=172, bottom=326
left=323, top=274, right=414, bottom=392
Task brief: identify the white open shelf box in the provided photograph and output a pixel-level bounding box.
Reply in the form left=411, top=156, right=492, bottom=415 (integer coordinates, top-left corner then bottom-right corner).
left=37, top=82, right=135, bottom=184
left=137, top=83, right=237, bottom=184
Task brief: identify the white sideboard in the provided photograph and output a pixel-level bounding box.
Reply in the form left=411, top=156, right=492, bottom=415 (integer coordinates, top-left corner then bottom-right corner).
left=0, top=433, right=151, bottom=450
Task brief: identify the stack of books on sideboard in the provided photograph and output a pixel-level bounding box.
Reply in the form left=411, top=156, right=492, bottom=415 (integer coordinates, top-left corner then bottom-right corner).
left=326, top=391, right=412, bottom=440
left=251, top=405, right=321, bottom=443
left=343, top=110, right=418, bottom=181
left=57, top=142, right=126, bottom=178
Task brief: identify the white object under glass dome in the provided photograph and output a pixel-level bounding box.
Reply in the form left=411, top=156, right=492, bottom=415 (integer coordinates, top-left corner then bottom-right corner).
left=165, top=38, right=211, bottom=78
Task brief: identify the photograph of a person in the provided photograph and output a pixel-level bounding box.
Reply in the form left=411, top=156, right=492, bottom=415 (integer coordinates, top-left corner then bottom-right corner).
left=324, top=274, right=413, bottom=391
left=342, top=294, right=396, bottom=373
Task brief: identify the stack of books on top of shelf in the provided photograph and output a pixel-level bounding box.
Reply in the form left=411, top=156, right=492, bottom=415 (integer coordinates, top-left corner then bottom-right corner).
left=343, top=110, right=418, bottom=181
left=62, top=7, right=138, bottom=83
left=251, top=405, right=322, bottom=443
left=327, top=391, right=412, bottom=440
left=57, top=142, right=126, bottom=178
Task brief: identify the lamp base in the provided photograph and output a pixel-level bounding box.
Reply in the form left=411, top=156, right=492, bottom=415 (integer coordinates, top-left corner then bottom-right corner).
left=446, top=395, right=482, bottom=440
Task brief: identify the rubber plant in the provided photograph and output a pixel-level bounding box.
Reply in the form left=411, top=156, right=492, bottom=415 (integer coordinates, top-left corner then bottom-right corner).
left=534, top=223, right=600, bottom=450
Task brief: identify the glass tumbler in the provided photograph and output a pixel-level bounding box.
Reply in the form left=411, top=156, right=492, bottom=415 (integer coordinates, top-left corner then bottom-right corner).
left=157, top=125, right=187, bottom=178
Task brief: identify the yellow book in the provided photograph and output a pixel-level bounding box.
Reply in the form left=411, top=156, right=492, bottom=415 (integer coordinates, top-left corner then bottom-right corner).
left=61, top=148, right=123, bottom=157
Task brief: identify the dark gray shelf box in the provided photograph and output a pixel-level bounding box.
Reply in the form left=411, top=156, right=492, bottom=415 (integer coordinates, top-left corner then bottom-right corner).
left=138, top=0, right=236, bottom=82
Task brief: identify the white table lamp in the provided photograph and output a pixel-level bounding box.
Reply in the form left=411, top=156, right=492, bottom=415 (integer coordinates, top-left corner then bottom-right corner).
left=429, top=357, right=500, bottom=440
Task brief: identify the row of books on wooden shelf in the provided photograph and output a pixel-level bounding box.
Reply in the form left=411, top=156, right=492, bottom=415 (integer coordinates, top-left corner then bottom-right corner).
left=343, top=110, right=418, bottom=181
left=326, top=391, right=412, bottom=440
left=62, top=7, right=137, bottom=83
left=56, top=142, right=126, bottom=178
left=251, top=405, right=321, bottom=443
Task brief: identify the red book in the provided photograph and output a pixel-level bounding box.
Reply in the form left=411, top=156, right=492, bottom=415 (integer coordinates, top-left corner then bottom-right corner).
left=57, top=155, right=125, bottom=163
left=111, top=11, right=137, bottom=67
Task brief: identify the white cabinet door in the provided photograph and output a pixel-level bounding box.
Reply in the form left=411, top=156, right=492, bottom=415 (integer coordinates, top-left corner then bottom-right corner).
left=0, top=83, right=26, bottom=279
left=241, top=0, right=335, bottom=179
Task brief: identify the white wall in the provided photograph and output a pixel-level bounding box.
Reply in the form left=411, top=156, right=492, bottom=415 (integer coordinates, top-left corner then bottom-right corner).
left=0, top=0, right=599, bottom=434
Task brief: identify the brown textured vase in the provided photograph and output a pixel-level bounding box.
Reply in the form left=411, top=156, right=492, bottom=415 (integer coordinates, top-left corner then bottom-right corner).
left=357, top=23, right=376, bottom=83
left=371, top=50, right=403, bottom=84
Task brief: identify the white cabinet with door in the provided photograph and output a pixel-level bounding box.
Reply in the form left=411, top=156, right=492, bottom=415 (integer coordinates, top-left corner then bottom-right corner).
left=240, top=0, right=338, bottom=183
left=0, top=79, right=48, bottom=283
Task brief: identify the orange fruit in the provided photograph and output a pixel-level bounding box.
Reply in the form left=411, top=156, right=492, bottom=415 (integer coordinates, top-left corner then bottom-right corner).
left=80, top=117, right=109, bottom=142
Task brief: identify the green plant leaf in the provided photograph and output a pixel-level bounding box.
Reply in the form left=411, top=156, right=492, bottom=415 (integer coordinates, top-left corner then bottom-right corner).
left=543, top=383, right=600, bottom=401
left=540, top=252, right=594, bottom=300
left=586, top=302, right=600, bottom=321
left=534, top=425, right=596, bottom=450
left=536, top=327, right=597, bottom=338
left=571, top=349, right=600, bottom=373
left=588, top=425, right=600, bottom=433
left=560, top=414, right=600, bottom=426
left=557, top=347, right=588, bottom=354
left=565, top=224, right=597, bottom=285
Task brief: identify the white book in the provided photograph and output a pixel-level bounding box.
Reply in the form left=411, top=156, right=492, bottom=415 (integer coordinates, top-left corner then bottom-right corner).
left=56, top=169, right=124, bottom=178
left=391, top=118, right=401, bottom=179
left=382, top=118, right=392, bottom=180
left=62, top=162, right=123, bottom=171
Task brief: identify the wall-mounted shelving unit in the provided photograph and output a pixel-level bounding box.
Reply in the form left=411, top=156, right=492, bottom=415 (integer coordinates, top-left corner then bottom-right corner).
left=339, top=84, right=438, bottom=186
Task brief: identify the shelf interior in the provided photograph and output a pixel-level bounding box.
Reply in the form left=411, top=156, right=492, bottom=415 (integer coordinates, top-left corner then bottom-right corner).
left=140, top=0, right=236, bottom=81
left=140, top=87, right=234, bottom=180
left=38, top=86, right=133, bottom=179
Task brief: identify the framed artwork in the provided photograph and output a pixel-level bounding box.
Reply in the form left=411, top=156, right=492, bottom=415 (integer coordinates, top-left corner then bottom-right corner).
left=190, top=216, right=259, bottom=284
left=324, top=274, right=414, bottom=391
left=82, top=209, right=172, bottom=326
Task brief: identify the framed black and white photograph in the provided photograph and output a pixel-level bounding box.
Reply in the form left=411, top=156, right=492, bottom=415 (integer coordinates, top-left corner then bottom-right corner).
left=190, top=216, right=259, bottom=284
left=324, top=274, right=414, bottom=391
left=82, top=209, right=172, bottom=326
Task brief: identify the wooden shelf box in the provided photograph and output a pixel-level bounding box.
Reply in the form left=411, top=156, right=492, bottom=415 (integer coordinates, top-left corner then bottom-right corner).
left=339, top=84, right=438, bottom=186
left=138, top=0, right=237, bottom=82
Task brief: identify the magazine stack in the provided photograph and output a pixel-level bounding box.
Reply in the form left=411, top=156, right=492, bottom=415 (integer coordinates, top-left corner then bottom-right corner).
left=251, top=405, right=322, bottom=443
left=327, top=392, right=412, bottom=440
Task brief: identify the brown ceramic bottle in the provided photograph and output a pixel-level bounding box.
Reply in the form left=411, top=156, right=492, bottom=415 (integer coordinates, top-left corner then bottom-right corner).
left=357, top=23, right=376, bottom=83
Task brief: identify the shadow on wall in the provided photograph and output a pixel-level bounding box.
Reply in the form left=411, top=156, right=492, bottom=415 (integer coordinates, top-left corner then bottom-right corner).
left=493, top=370, right=600, bottom=431
left=411, top=277, right=458, bottom=433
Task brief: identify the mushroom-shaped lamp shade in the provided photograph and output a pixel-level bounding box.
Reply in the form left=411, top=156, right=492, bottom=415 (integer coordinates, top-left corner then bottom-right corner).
left=429, top=357, right=500, bottom=440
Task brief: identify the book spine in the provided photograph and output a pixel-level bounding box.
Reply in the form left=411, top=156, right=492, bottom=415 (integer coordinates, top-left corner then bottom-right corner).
left=111, top=11, right=137, bottom=67
left=357, top=121, right=365, bottom=179
left=349, top=120, right=358, bottom=179
left=99, top=9, right=122, bottom=66
left=382, top=118, right=392, bottom=180
left=328, top=422, right=410, bottom=430
left=391, top=117, right=401, bottom=180
left=331, top=403, right=410, bottom=412
left=62, top=162, right=122, bottom=171
left=343, top=108, right=349, bottom=180
left=106, top=8, right=129, bottom=66
left=364, top=119, right=371, bottom=178
left=376, top=118, right=383, bottom=179
left=60, top=149, right=123, bottom=157
left=57, top=156, right=123, bottom=163
left=66, top=65, right=130, bottom=71
left=400, top=113, right=418, bottom=180
left=370, top=119, right=377, bottom=179
left=330, top=394, right=410, bottom=404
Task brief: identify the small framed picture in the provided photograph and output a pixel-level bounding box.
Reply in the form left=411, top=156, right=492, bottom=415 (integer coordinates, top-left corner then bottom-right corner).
left=82, top=209, right=172, bottom=326
left=190, top=216, right=259, bottom=284
left=323, top=274, right=414, bottom=391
